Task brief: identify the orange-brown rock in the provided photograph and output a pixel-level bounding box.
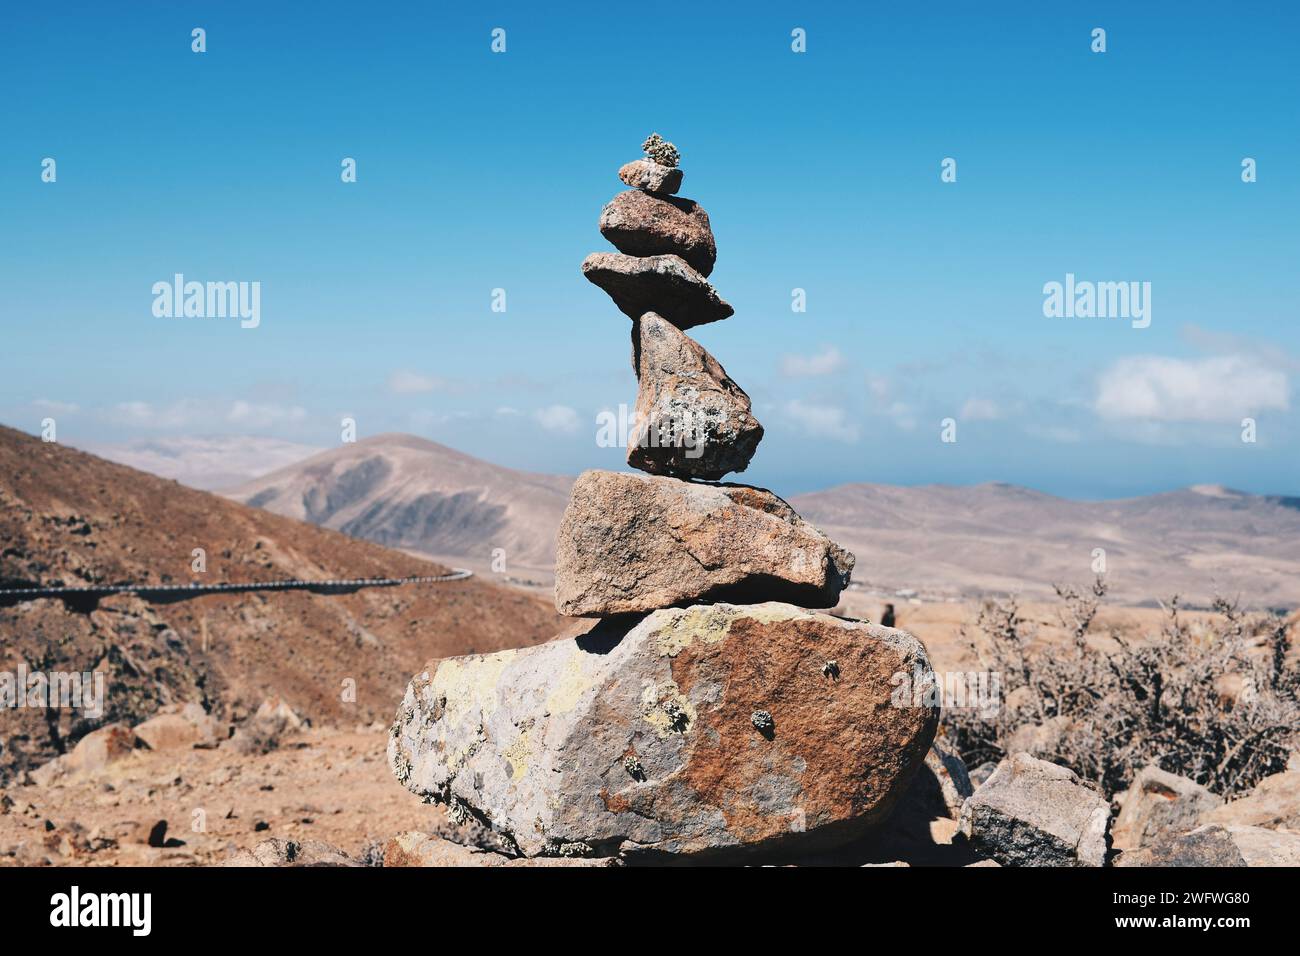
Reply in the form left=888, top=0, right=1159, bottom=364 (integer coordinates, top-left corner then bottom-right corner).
left=389, top=602, right=937, bottom=860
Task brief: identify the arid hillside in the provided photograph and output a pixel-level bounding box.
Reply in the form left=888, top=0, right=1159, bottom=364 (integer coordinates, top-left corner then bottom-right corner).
left=227, top=433, right=571, bottom=577
left=795, top=481, right=1300, bottom=609
left=0, top=425, right=562, bottom=783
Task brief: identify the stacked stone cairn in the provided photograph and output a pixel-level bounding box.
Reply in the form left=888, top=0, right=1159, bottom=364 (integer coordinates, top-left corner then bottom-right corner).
left=389, top=136, right=941, bottom=863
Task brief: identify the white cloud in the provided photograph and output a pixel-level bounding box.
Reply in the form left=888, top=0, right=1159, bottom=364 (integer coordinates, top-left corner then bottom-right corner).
left=781, top=346, right=846, bottom=378
left=32, top=399, right=80, bottom=415
left=387, top=369, right=449, bottom=394
left=783, top=399, right=860, bottom=443
left=533, top=404, right=580, bottom=435
left=104, top=399, right=306, bottom=430
left=1095, top=355, right=1289, bottom=423
left=961, top=398, right=1002, bottom=421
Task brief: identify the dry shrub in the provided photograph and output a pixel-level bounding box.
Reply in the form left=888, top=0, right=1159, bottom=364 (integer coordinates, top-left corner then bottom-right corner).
left=945, top=578, right=1298, bottom=799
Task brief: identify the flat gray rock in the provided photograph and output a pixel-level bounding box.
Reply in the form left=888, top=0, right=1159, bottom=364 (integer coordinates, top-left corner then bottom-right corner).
left=388, top=602, right=939, bottom=860
left=581, top=252, right=734, bottom=331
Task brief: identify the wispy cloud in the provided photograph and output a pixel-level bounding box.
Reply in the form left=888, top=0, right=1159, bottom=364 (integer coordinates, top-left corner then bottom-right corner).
left=387, top=369, right=451, bottom=394
left=104, top=399, right=307, bottom=429
left=961, top=397, right=1003, bottom=421
left=783, top=399, right=860, bottom=443
left=781, top=346, right=846, bottom=378
left=1094, top=355, right=1289, bottom=423
left=533, top=404, right=580, bottom=435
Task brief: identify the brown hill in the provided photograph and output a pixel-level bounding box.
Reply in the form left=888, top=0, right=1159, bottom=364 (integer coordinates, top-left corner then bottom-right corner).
left=0, top=425, right=562, bottom=784
left=228, top=433, right=572, bottom=577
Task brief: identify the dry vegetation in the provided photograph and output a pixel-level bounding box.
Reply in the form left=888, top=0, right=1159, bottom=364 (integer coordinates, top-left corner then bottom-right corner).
left=945, top=578, right=1298, bottom=799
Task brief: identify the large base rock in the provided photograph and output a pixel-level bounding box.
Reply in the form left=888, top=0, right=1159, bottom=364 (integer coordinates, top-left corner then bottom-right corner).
left=389, top=602, right=938, bottom=860
left=581, top=252, right=733, bottom=331
left=554, top=470, right=853, bottom=617
left=958, top=753, right=1109, bottom=866
left=628, top=312, right=763, bottom=480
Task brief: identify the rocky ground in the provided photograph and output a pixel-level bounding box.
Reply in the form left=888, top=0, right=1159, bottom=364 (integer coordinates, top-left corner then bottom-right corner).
left=0, top=724, right=430, bottom=867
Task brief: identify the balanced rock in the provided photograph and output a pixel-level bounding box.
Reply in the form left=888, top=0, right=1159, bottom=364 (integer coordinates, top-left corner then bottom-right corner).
left=627, top=312, right=762, bottom=480
left=1115, top=824, right=1300, bottom=867
left=388, top=602, right=939, bottom=860
left=581, top=252, right=733, bottom=331
left=600, top=191, right=717, bottom=276
left=618, top=158, right=682, bottom=196
left=958, top=752, right=1109, bottom=866
left=554, top=470, right=854, bottom=617
left=1111, top=765, right=1223, bottom=851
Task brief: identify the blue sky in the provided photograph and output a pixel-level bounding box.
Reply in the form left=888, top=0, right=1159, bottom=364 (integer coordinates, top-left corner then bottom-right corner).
left=2, top=1, right=1296, bottom=497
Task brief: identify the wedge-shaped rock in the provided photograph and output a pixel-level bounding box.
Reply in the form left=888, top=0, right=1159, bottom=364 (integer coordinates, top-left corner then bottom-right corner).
left=600, top=191, right=717, bottom=276
left=1111, top=765, right=1222, bottom=851
left=388, top=602, right=939, bottom=860
left=1115, top=824, right=1300, bottom=867
left=554, top=470, right=853, bottom=617
left=627, top=312, right=762, bottom=480
left=618, top=158, right=682, bottom=196
left=581, top=252, right=733, bottom=331
left=958, top=752, right=1109, bottom=866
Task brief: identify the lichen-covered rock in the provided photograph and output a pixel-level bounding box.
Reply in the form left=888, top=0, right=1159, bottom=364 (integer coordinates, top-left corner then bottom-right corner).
left=1111, top=765, right=1223, bottom=851
left=1115, top=824, right=1300, bottom=867
left=600, top=191, right=717, bottom=276
left=389, top=602, right=938, bottom=860
left=581, top=252, right=733, bottom=331
left=1200, top=771, right=1300, bottom=831
left=627, top=312, right=762, bottom=480
left=619, top=158, right=683, bottom=196
left=958, top=753, right=1109, bottom=866
left=554, top=470, right=853, bottom=617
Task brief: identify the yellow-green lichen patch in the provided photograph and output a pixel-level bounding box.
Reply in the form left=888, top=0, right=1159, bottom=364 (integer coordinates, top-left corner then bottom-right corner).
left=545, top=648, right=602, bottom=715
left=502, top=729, right=532, bottom=780
left=434, top=650, right=516, bottom=726
left=655, top=605, right=733, bottom=657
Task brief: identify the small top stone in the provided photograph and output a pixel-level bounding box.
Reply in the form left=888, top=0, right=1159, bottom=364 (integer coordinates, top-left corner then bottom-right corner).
left=619, top=159, right=683, bottom=197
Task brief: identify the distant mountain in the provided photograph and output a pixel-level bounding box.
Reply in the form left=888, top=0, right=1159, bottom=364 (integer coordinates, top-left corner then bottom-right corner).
left=83, top=436, right=324, bottom=490
left=228, top=434, right=573, bottom=574
left=222, top=434, right=1300, bottom=609
left=791, top=482, right=1300, bottom=608
left=0, top=425, right=561, bottom=783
